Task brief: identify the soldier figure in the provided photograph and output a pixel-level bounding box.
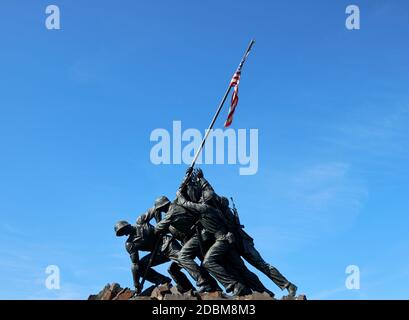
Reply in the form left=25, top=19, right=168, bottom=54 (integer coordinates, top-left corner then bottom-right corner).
left=176, top=172, right=274, bottom=297
left=114, top=167, right=299, bottom=297
left=195, top=168, right=298, bottom=297
left=176, top=171, right=263, bottom=296
left=140, top=188, right=220, bottom=293
left=114, top=207, right=194, bottom=294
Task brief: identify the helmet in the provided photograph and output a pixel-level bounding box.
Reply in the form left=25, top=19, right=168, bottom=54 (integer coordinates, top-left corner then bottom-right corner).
left=114, top=220, right=131, bottom=236
left=154, top=196, right=171, bottom=211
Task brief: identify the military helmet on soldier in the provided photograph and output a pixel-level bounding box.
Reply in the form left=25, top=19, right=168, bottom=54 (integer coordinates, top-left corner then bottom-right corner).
left=114, top=220, right=131, bottom=236
left=154, top=196, right=171, bottom=211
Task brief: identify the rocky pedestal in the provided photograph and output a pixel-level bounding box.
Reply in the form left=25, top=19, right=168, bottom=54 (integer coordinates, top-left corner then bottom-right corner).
left=88, top=283, right=307, bottom=301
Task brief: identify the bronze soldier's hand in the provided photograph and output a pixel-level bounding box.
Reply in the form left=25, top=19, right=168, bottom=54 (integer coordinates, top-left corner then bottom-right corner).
left=186, top=166, right=193, bottom=176
left=179, top=167, right=193, bottom=190
left=196, top=168, right=203, bottom=179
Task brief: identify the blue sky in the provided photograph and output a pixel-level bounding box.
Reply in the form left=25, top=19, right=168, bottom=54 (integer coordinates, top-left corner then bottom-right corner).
left=0, top=0, right=408, bottom=299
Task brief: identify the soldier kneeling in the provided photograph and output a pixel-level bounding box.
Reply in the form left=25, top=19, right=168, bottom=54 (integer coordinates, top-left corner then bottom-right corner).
left=114, top=217, right=194, bottom=295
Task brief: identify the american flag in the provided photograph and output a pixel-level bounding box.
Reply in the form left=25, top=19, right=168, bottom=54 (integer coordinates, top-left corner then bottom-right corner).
left=224, top=70, right=241, bottom=127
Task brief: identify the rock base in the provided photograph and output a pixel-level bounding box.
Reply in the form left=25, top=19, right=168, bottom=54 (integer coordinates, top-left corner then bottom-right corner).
left=88, top=283, right=307, bottom=301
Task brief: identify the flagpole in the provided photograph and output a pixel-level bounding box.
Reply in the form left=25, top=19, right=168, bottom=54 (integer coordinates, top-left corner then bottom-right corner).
left=143, top=43, right=255, bottom=291
left=189, top=39, right=255, bottom=169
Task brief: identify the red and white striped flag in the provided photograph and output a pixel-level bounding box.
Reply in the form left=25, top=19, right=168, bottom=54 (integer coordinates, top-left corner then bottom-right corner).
left=224, top=70, right=241, bottom=127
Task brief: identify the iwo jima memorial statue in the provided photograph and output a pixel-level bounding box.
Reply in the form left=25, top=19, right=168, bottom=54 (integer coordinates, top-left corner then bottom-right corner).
left=89, top=40, right=305, bottom=301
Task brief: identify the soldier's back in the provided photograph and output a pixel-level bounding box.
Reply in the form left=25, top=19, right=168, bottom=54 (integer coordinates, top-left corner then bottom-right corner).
left=167, top=202, right=198, bottom=236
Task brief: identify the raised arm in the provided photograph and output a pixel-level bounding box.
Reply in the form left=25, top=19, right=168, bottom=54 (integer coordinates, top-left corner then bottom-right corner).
left=176, top=189, right=204, bottom=216
left=154, top=210, right=173, bottom=235
left=195, top=168, right=215, bottom=193
left=136, top=207, right=161, bottom=225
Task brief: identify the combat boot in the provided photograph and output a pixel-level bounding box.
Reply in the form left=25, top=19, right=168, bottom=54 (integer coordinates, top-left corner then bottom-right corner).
left=233, top=283, right=252, bottom=296
left=197, top=284, right=214, bottom=293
